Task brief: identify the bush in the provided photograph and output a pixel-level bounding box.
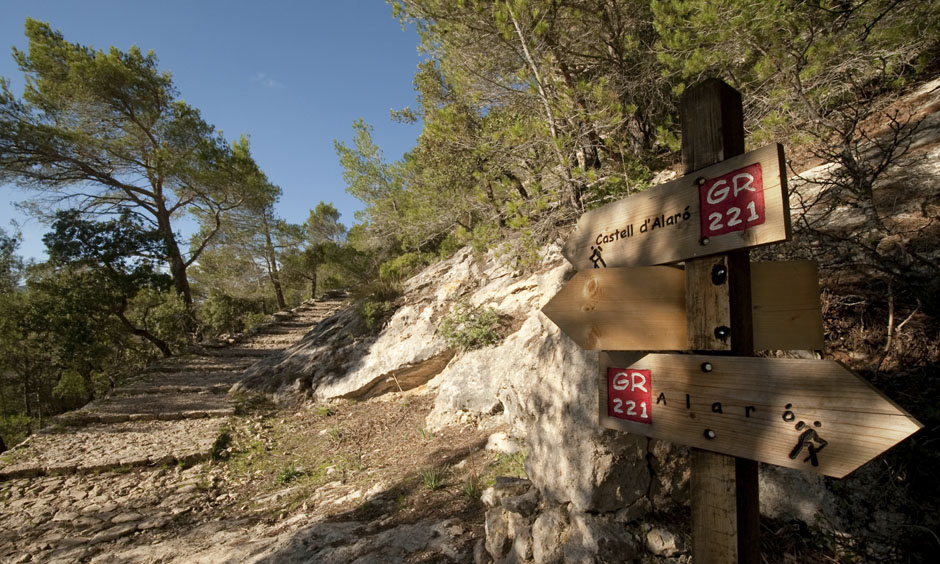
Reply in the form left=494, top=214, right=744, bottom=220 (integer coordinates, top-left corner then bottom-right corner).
left=241, top=312, right=270, bottom=332
left=378, top=251, right=433, bottom=284
left=139, top=289, right=194, bottom=349
left=200, top=291, right=263, bottom=337
left=420, top=465, right=449, bottom=490
left=52, top=370, right=89, bottom=410
left=359, top=298, right=392, bottom=331
left=0, top=413, right=34, bottom=449
left=438, top=301, right=504, bottom=350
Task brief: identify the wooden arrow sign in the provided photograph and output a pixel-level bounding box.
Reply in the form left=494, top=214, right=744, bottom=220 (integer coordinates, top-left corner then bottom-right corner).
left=598, top=352, right=922, bottom=478
left=563, top=144, right=790, bottom=270
left=543, top=260, right=824, bottom=351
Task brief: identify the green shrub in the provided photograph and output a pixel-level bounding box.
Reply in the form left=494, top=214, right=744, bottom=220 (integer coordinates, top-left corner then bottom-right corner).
left=211, top=428, right=232, bottom=460
left=468, top=223, right=502, bottom=253
left=438, top=301, right=504, bottom=350
left=359, top=298, right=392, bottom=331
left=200, top=291, right=263, bottom=337
left=141, top=289, right=194, bottom=349
left=241, top=312, right=270, bottom=332
left=0, top=413, right=34, bottom=449
left=462, top=474, right=482, bottom=500
left=379, top=251, right=433, bottom=284
left=52, top=370, right=89, bottom=410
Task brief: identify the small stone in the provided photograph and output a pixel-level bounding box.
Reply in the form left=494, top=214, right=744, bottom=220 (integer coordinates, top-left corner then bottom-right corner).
left=473, top=538, right=492, bottom=564
left=480, top=477, right=531, bottom=508
left=73, top=516, right=104, bottom=529
left=614, top=497, right=651, bottom=524
left=645, top=526, right=683, bottom=557
left=484, top=507, right=513, bottom=557
left=90, top=523, right=137, bottom=545
left=51, top=510, right=80, bottom=522
left=365, top=481, right=388, bottom=500
left=485, top=432, right=521, bottom=455
left=532, top=507, right=568, bottom=564
left=110, top=512, right=143, bottom=524
left=138, top=514, right=172, bottom=530
left=501, top=487, right=540, bottom=517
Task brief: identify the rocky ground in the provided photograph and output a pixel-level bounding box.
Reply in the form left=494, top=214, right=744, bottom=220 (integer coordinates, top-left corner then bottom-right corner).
left=0, top=297, right=533, bottom=564
left=0, top=299, right=348, bottom=562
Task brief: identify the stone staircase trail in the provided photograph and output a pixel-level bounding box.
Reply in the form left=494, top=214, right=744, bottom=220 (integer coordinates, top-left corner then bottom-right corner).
left=0, top=296, right=345, bottom=564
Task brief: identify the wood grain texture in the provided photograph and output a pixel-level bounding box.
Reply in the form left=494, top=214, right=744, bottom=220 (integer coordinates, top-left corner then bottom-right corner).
left=561, top=143, right=790, bottom=271
left=681, top=78, right=746, bottom=171
left=542, top=266, right=688, bottom=350
left=690, top=449, right=739, bottom=563
left=541, top=261, right=824, bottom=352
left=751, top=260, right=825, bottom=351
left=597, top=353, right=923, bottom=478
left=680, top=78, right=758, bottom=564
left=686, top=256, right=733, bottom=351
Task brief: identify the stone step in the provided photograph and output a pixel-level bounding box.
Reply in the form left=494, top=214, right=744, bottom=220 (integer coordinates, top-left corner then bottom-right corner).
left=146, top=358, right=254, bottom=373
left=251, top=325, right=306, bottom=336
left=237, top=338, right=296, bottom=348
left=0, top=466, right=204, bottom=562
left=197, top=347, right=276, bottom=358
left=56, top=392, right=234, bottom=425
left=0, top=418, right=227, bottom=479
left=273, top=320, right=318, bottom=329
left=114, top=383, right=231, bottom=397
left=132, top=369, right=246, bottom=386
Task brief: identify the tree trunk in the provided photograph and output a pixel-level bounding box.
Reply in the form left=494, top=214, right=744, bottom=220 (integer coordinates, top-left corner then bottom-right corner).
left=310, top=272, right=318, bottom=300
left=261, top=214, right=287, bottom=310
left=22, top=372, right=31, bottom=419
left=115, top=301, right=173, bottom=357
left=154, top=199, right=193, bottom=306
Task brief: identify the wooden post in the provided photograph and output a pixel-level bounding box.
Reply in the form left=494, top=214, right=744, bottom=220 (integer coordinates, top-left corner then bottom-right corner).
left=681, top=79, right=761, bottom=563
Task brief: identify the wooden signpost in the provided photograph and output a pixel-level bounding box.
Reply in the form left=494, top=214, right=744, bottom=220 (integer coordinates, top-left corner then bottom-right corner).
left=543, top=79, right=923, bottom=563
left=562, top=143, right=790, bottom=271
left=542, top=260, right=825, bottom=351
left=598, top=352, right=921, bottom=479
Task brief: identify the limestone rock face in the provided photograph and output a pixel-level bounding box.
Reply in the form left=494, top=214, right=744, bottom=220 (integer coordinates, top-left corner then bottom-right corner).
left=531, top=507, right=568, bottom=564
left=759, top=463, right=845, bottom=529
left=563, top=512, right=638, bottom=564
left=429, top=310, right=652, bottom=513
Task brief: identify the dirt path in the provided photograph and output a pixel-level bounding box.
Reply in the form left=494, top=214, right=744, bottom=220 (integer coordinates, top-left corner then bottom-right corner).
left=0, top=298, right=344, bottom=563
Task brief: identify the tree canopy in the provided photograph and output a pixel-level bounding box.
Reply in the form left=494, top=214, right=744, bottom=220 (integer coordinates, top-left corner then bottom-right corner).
left=329, top=0, right=937, bottom=274
left=0, top=19, right=255, bottom=304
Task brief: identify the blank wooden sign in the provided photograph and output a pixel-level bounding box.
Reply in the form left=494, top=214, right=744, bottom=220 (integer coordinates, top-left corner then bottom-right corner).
left=543, top=261, right=824, bottom=351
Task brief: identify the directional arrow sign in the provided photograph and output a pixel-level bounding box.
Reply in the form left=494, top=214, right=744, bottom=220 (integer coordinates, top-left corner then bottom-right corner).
left=563, top=144, right=790, bottom=270
left=598, top=352, right=922, bottom=478
left=543, top=261, right=824, bottom=351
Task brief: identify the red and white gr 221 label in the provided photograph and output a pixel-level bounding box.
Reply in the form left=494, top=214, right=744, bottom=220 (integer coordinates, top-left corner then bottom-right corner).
left=699, top=162, right=765, bottom=238
left=607, top=368, right=652, bottom=424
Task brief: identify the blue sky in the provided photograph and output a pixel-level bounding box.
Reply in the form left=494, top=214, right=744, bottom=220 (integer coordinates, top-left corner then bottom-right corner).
left=0, top=0, right=424, bottom=260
